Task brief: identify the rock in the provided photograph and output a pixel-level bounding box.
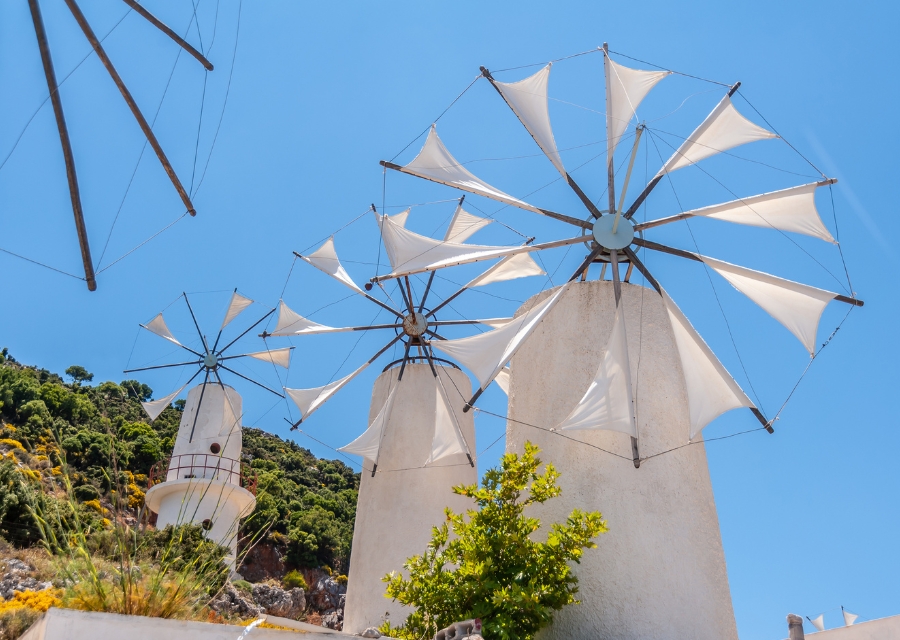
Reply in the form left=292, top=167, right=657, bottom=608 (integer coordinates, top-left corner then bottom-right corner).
left=0, top=560, right=52, bottom=600
left=239, top=541, right=286, bottom=583
left=308, top=576, right=346, bottom=612
left=321, top=608, right=343, bottom=631
left=360, top=627, right=381, bottom=638
left=208, top=583, right=263, bottom=618
left=250, top=583, right=306, bottom=619
left=5, top=559, right=30, bottom=574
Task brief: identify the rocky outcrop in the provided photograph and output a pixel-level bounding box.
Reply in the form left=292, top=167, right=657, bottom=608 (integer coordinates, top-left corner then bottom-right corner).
left=308, top=576, right=346, bottom=611
left=0, top=558, right=52, bottom=599
left=238, top=541, right=286, bottom=583
left=251, top=583, right=305, bottom=619
left=208, top=583, right=263, bottom=618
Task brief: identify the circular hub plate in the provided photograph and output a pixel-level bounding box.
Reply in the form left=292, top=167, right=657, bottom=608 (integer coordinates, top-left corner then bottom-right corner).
left=203, top=352, right=218, bottom=368
left=402, top=312, right=427, bottom=337
left=592, top=214, right=635, bottom=250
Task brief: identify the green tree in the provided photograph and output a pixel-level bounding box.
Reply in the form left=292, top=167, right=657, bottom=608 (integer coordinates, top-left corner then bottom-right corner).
left=65, top=365, right=93, bottom=384
left=381, top=442, right=607, bottom=640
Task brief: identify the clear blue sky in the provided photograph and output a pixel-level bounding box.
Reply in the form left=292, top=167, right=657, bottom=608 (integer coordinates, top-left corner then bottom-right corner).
left=0, top=2, right=896, bottom=638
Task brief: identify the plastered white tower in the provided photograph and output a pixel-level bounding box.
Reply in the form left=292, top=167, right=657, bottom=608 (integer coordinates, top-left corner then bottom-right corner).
left=506, top=281, right=738, bottom=640
left=145, top=383, right=256, bottom=565
left=343, top=364, right=477, bottom=634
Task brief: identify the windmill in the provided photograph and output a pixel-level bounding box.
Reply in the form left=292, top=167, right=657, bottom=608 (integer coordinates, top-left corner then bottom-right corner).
left=126, top=291, right=288, bottom=564
left=18, top=0, right=215, bottom=290
left=372, top=45, right=864, bottom=640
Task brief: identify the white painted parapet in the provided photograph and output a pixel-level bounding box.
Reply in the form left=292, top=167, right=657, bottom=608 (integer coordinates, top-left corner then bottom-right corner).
left=145, top=383, right=256, bottom=564
left=343, top=364, right=477, bottom=634
left=506, top=281, right=739, bottom=640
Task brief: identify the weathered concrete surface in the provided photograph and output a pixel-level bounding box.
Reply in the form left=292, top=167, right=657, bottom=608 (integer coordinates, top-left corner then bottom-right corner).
left=507, top=280, right=738, bottom=640
left=343, top=364, right=477, bottom=634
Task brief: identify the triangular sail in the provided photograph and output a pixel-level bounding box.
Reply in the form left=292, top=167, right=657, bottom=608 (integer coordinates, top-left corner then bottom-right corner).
left=388, top=208, right=410, bottom=228
left=299, top=237, right=362, bottom=293
left=426, top=374, right=471, bottom=465
left=467, top=252, right=545, bottom=288
left=809, top=615, right=825, bottom=632
left=141, top=383, right=188, bottom=422
left=665, top=183, right=835, bottom=242
left=557, top=302, right=636, bottom=437
left=221, top=291, right=253, bottom=330
left=658, top=95, right=777, bottom=175
left=661, top=290, right=754, bottom=439
left=142, top=313, right=181, bottom=346
left=605, top=55, right=669, bottom=166
left=701, top=256, right=837, bottom=355
left=269, top=300, right=354, bottom=336
left=338, top=384, right=398, bottom=462
left=493, top=367, right=511, bottom=395
left=245, top=347, right=292, bottom=369
left=378, top=214, right=581, bottom=279
left=444, top=204, right=492, bottom=243
left=395, top=126, right=543, bottom=215
left=434, top=283, right=571, bottom=389
left=842, top=610, right=858, bottom=627
left=493, top=64, right=566, bottom=177
left=285, top=362, right=369, bottom=422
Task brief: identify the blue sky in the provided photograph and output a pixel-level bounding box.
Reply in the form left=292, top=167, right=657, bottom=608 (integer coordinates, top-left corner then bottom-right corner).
left=0, top=1, right=896, bottom=638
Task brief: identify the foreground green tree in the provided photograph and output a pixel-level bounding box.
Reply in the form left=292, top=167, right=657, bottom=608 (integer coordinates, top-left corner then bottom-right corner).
left=380, top=442, right=607, bottom=640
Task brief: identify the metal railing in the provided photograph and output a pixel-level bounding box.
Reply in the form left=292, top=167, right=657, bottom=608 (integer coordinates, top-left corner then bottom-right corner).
left=148, top=454, right=258, bottom=495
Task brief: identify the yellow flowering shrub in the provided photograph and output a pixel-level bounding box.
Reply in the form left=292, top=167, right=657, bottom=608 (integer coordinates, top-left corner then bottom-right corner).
left=0, top=440, right=24, bottom=451
left=0, top=589, right=62, bottom=614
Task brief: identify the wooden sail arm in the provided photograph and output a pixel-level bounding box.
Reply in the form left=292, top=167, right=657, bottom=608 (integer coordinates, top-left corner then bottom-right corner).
left=121, top=0, right=213, bottom=70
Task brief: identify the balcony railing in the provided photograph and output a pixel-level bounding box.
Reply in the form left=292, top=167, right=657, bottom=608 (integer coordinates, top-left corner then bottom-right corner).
left=148, top=454, right=258, bottom=495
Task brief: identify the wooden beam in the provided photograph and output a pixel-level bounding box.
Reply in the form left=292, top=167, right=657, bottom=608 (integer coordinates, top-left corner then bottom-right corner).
left=121, top=0, right=214, bottom=70
left=622, top=247, right=662, bottom=294
left=28, top=0, right=97, bottom=290
left=64, top=0, right=196, bottom=215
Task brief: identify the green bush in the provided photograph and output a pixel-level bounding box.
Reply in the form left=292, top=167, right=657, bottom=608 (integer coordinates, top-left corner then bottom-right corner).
left=380, top=442, right=607, bottom=640
left=232, top=580, right=253, bottom=594
left=282, top=570, right=307, bottom=591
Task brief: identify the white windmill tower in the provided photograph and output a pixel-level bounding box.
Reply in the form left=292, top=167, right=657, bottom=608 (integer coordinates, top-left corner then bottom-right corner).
left=376, top=44, right=863, bottom=640
left=264, top=206, right=547, bottom=632
left=129, top=291, right=291, bottom=566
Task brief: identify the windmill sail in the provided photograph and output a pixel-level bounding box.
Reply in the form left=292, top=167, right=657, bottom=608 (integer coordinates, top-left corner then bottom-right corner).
left=662, top=290, right=754, bottom=439
left=605, top=55, right=669, bottom=166
left=299, top=237, right=362, bottom=293
left=467, top=252, right=545, bottom=288
left=390, top=126, right=544, bottom=216
left=142, top=313, right=181, bottom=346
left=557, top=302, right=637, bottom=437
left=657, top=95, right=777, bottom=175
left=221, top=291, right=253, bottom=330
left=388, top=208, right=410, bottom=228
left=493, top=64, right=566, bottom=177
left=426, top=374, right=471, bottom=465
left=444, top=204, right=492, bottom=242
left=269, top=300, right=357, bottom=336
left=493, top=367, right=511, bottom=395
left=809, top=615, right=825, bottom=632
left=141, top=383, right=188, bottom=422
left=700, top=256, right=837, bottom=355
left=842, top=610, right=858, bottom=627
left=647, top=183, right=835, bottom=242
left=434, top=283, right=571, bottom=389
left=338, top=384, right=398, bottom=463
left=245, top=347, right=292, bottom=369
left=286, top=362, right=369, bottom=422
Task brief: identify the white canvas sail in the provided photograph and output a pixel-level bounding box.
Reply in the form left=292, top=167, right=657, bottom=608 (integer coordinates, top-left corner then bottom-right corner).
left=245, top=347, right=292, bottom=369
left=557, top=302, right=636, bottom=437
left=141, top=383, right=188, bottom=422
left=809, top=615, right=825, bottom=632
left=444, top=204, right=492, bottom=243
left=396, top=126, right=543, bottom=215
left=662, top=290, right=754, bottom=439
left=494, top=64, right=566, bottom=177
left=269, top=301, right=351, bottom=336
left=426, top=374, right=471, bottom=465
left=493, top=367, right=511, bottom=395
left=434, top=283, right=571, bottom=389
left=220, top=291, right=253, bottom=330
left=389, top=208, right=410, bottom=228
left=299, top=237, right=362, bottom=293
left=285, top=362, right=369, bottom=422
left=658, top=95, right=777, bottom=175
left=842, top=610, right=858, bottom=627
left=338, top=384, right=398, bottom=463
left=467, top=252, right=545, bottom=288
left=701, top=256, right=837, bottom=355
left=142, top=313, right=181, bottom=346
left=661, top=183, right=835, bottom=242
left=605, top=55, right=669, bottom=165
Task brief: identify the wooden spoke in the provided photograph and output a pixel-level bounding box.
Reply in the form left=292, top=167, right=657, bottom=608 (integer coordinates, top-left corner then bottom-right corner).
left=121, top=0, right=214, bottom=70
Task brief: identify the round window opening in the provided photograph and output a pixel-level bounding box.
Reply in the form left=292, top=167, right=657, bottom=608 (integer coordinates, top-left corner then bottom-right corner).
left=209, top=442, right=221, bottom=454
left=201, top=518, right=212, bottom=531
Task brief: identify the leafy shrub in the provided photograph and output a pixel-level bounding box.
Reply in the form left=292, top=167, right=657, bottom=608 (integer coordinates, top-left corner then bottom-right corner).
left=335, top=574, right=347, bottom=586
left=380, top=442, right=607, bottom=640
left=282, top=570, right=307, bottom=591
left=232, top=580, right=253, bottom=594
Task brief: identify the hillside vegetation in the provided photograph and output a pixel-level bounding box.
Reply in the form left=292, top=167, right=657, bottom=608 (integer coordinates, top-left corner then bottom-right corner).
left=0, top=348, right=359, bottom=574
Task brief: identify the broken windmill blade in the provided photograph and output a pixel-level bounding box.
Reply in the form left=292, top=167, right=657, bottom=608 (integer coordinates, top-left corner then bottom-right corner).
left=127, top=290, right=287, bottom=443
left=378, top=44, right=863, bottom=452
left=23, top=0, right=213, bottom=290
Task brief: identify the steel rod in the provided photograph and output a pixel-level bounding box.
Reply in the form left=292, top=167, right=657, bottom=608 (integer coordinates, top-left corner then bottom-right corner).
left=430, top=318, right=510, bottom=326
left=622, top=175, right=663, bottom=221
left=218, top=364, right=284, bottom=398
left=404, top=277, right=416, bottom=315
left=622, top=247, right=661, bottom=294
left=397, top=343, right=411, bottom=381
left=218, top=308, right=276, bottom=354
left=121, top=0, right=214, bottom=70
left=462, top=386, right=485, bottom=413
left=610, top=249, right=622, bottom=303
left=183, top=293, right=209, bottom=352
left=614, top=125, right=644, bottom=234
left=188, top=370, right=210, bottom=442
left=64, top=0, right=196, bottom=215
left=123, top=359, right=201, bottom=373
left=28, top=0, right=97, bottom=290
left=425, top=329, right=447, bottom=341
left=603, top=43, right=617, bottom=220
left=426, top=284, right=468, bottom=318
left=569, top=246, right=604, bottom=282
left=419, top=271, right=436, bottom=313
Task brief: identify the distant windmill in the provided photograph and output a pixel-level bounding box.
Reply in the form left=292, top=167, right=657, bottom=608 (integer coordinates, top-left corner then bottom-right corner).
left=23, top=0, right=214, bottom=290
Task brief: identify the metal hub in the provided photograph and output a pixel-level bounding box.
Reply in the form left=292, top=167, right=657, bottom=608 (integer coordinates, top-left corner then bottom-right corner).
left=402, top=312, right=427, bottom=337
left=592, top=214, right=635, bottom=250
left=203, top=351, right=219, bottom=369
